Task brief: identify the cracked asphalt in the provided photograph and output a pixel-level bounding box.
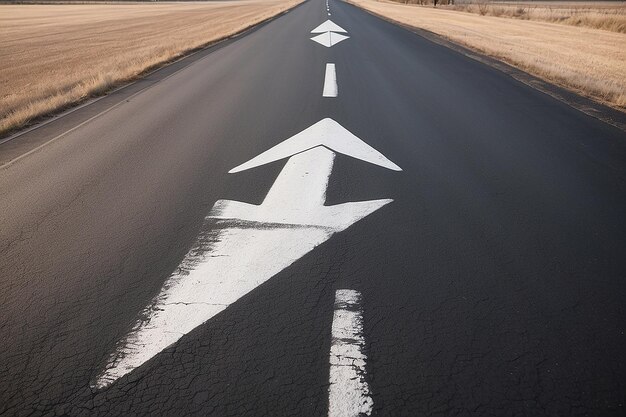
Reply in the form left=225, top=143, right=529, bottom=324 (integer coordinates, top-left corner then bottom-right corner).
left=1, top=0, right=626, bottom=415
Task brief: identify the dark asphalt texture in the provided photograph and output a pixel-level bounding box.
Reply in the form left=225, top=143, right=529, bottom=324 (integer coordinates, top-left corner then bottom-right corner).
left=1, top=0, right=626, bottom=415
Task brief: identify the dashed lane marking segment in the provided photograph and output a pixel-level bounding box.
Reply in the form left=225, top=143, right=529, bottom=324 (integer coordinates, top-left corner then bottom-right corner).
left=323, top=63, right=338, bottom=97
left=94, top=119, right=401, bottom=389
left=328, top=289, right=373, bottom=417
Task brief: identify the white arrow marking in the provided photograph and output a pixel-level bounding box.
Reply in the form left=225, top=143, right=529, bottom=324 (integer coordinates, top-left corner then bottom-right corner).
left=328, top=289, right=373, bottom=417
left=311, top=32, right=349, bottom=48
left=323, top=63, right=338, bottom=97
left=310, top=20, right=349, bottom=48
left=94, top=119, right=401, bottom=389
left=311, top=19, right=346, bottom=33
left=230, top=118, right=400, bottom=173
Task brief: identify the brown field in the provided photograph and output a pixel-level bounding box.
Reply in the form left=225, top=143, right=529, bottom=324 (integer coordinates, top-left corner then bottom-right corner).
left=387, top=0, right=626, bottom=33
left=349, top=0, right=626, bottom=111
left=0, top=0, right=300, bottom=136
left=450, top=2, right=626, bottom=33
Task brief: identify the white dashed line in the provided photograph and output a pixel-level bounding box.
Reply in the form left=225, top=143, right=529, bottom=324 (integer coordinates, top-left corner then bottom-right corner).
left=323, top=63, right=338, bottom=98
left=328, top=289, right=373, bottom=417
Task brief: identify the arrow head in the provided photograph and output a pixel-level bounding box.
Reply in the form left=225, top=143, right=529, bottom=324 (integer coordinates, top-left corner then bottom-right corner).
left=229, top=118, right=402, bottom=173
left=310, top=32, right=350, bottom=48
left=311, top=19, right=347, bottom=33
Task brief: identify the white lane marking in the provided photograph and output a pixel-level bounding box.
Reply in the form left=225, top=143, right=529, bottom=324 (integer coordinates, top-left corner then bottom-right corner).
left=328, top=289, right=373, bottom=417
left=311, top=19, right=347, bottom=33
left=229, top=118, right=401, bottom=173
left=323, top=64, right=338, bottom=98
left=311, top=31, right=349, bottom=48
left=94, top=119, right=401, bottom=389
left=310, top=20, right=349, bottom=48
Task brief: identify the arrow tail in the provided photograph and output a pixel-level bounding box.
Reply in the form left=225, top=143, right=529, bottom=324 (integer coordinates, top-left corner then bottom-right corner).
left=93, top=220, right=331, bottom=389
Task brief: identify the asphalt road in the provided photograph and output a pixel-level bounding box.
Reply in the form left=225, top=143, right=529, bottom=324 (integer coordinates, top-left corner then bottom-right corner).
left=1, top=0, right=626, bottom=415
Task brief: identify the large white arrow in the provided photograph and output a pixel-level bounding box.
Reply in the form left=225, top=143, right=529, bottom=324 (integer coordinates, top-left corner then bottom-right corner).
left=94, top=118, right=401, bottom=389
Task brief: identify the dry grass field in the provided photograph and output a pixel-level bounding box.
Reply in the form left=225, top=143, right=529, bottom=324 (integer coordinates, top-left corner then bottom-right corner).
left=388, top=1, right=626, bottom=33
left=349, top=0, right=626, bottom=111
left=450, top=2, right=626, bottom=33
left=0, top=0, right=300, bottom=136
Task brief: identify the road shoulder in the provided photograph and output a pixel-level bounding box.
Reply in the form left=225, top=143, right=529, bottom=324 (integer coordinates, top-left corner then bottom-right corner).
left=0, top=1, right=306, bottom=168
left=344, top=0, right=626, bottom=132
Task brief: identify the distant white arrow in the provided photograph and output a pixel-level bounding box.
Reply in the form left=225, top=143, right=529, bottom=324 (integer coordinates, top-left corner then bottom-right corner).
left=310, top=19, right=349, bottom=48
left=311, top=19, right=347, bottom=33
left=311, top=32, right=349, bottom=48
left=94, top=118, right=400, bottom=389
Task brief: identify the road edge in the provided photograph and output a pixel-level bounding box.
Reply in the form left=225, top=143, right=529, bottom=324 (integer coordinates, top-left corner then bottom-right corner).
left=343, top=0, right=626, bottom=133
left=0, top=0, right=306, bottom=147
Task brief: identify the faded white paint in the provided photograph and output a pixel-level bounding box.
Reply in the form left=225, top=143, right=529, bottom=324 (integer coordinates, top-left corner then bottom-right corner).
left=94, top=119, right=401, bottom=389
left=328, top=289, right=373, bottom=417
left=323, top=64, right=338, bottom=98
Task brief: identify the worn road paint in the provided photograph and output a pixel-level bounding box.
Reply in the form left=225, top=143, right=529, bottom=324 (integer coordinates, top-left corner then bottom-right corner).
left=94, top=119, right=401, bottom=389
left=323, top=64, right=338, bottom=97
left=328, top=289, right=373, bottom=417
left=311, top=19, right=347, bottom=33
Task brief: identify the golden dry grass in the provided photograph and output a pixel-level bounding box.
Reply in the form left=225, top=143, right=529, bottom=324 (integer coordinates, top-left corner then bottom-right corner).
left=449, top=2, right=626, bottom=33
left=0, top=0, right=300, bottom=136
left=349, top=0, right=626, bottom=110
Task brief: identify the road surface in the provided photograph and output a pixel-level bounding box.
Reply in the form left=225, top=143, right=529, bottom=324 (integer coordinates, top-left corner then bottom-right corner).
left=1, top=0, right=625, bottom=415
